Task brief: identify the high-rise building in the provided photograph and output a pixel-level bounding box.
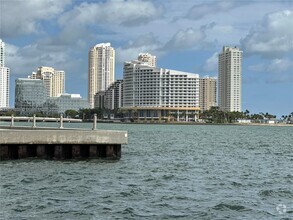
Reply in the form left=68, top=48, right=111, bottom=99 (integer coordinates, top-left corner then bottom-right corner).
left=0, top=39, right=10, bottom=108
left=0, top=67, right=10, bottom=108
left=32, top=66, right=65, bottom=97
left=88, top=43, right=115, bottom=108
left=0, top=39, right=5, bottom=67
left=123, top=60, right=200, bottom=121
left=138, top=53, right=156, bottom=67
left=218, top=46, right=242, bottom=112
left=199, top=76, right=217, bottom=112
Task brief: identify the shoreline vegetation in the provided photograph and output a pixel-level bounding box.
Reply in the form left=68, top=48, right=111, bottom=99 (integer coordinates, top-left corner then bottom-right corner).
left=0, top=107, right=292, bottom=126
left=98, top=121, right=293, bottom=127
left=1, top=119, right=292, bottom=127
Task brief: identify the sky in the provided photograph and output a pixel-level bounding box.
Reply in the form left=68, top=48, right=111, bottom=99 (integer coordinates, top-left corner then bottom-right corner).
left=0, top=0, right=292, bottom=117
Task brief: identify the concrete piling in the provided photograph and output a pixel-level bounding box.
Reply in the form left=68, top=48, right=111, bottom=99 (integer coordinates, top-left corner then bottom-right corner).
left=37, top=145, right=46, bottom=158
left=18, top=145, right=27, bottom=158
left=72, top=145, right=81, bottom=158
left=54, top=145, right=64, bottom=159
left=89, top=145, right=98, bottom=158
left=0, top=145, right=9, bottom=160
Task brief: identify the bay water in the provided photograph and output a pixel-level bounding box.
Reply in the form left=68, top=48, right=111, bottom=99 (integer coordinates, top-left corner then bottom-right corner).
left=0, top=123, right=292, bottom=219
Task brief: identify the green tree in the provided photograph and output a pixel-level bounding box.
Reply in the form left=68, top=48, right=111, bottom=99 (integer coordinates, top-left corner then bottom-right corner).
left=79, top=108, right=104, bottom=120
left=65, top=109, right=79, bottom=118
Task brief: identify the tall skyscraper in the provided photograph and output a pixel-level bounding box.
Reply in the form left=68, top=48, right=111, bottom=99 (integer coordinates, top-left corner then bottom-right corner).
left=0, top=39, right=5, bottom=67
left=218, top=46, right=242, bottom=112
left=88, top=43, right=115, bottom=108
left=32, top=66, right=65, bottom=97
left=138, top=53, right=156, bottom=67
left=0, top=39, right=10, bottom=108
left=199, top=76, right=217, bottom=112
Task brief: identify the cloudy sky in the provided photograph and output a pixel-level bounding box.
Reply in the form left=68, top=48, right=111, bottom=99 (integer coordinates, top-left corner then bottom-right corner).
left=1, top=0, right=293, bottom=116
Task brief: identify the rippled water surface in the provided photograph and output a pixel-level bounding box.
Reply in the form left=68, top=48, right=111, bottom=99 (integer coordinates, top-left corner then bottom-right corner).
left=1, top=123, right=292, bottom=219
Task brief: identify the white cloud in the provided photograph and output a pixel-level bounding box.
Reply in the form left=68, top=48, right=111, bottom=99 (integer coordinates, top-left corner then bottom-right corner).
left=58, top=0, right=163, bottom=28
left=203, top=52, right=218, bottom=72
left=247, top=59, right=293, bottom=74
left=247, top=63, right=266, bottom=72
left=267, top=58, right=293, bottom=73
left=116, top=33, right=162, bottom=63
left=164, top=28, right=206, bottom=50
left=247, top=58, right=293, bottom=82
left=186, top=1, right=243, bottom=20
left=116, top=26, right=208, bottom=63
left=241, top=10, right=293, bottom=56
left=5, top=43, right=80, bottom=76
left=1, top=0, right=72, bottom=37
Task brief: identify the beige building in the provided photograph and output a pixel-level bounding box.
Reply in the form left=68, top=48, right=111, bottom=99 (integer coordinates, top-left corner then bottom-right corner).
left=138, top=53, right=156, bottom=67
left=88, top=43, right=115, bottom=108
left=218, top=46, right=242, bottom=112
left=199, top=76, right=217, bottom=112
left=31, top=66, right=65, bottom=97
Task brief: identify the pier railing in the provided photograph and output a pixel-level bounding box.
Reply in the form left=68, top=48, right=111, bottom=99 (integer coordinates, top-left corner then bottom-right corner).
left=0, top=114, right=127, bottom=160
left=0, top=114, right=99, bottom=130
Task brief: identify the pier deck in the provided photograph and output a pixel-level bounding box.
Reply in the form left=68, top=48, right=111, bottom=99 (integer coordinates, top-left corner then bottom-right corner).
left=0, top=127, right=127, bottom=160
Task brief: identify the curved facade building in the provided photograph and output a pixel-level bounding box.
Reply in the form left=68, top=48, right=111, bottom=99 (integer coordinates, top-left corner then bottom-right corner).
left=123, top=61, right=200, bottom=121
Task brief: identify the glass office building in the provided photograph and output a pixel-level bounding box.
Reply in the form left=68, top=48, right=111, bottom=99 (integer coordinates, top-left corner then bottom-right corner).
left=15, top=78, right=47, bottom=115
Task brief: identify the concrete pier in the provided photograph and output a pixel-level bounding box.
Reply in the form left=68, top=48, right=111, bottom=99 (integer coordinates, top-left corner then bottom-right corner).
left=0, top=127, right=127, bottom=160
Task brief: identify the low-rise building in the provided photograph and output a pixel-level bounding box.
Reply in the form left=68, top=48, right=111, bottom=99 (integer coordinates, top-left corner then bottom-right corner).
left=15, top=78, right=89, bottom=115
left=43, top=94, right=90, bottom=115
left=94, top=80, right=123, bottom=111
left=94, top=91, right=105, bottom=109
left=104, top=80, right=123, bottom=110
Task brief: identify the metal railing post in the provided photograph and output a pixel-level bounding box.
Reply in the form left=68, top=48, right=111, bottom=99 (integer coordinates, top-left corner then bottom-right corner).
left=59, top=114, right=64, bottom=129
left=92, top=114, right=97, bottom=130
left=32, top=114, right=36, bottom=128
left=10, top=114, right=14, bottom=127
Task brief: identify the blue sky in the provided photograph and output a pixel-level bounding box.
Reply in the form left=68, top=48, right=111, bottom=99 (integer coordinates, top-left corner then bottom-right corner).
left=1, top=0, right=293, bottom=117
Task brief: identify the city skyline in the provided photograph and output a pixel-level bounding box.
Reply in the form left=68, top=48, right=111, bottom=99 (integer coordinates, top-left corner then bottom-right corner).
left=1, top=0, right=292, bottom=116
